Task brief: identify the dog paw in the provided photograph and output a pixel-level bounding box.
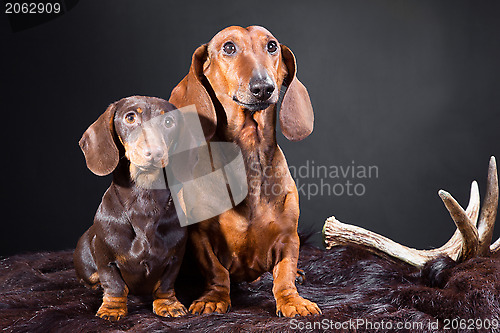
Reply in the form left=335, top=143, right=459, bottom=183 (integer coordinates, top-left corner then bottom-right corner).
left=276, top=295, right=321, bottom=317
left=153, top=298, right=188, bottom=317
left=96, top=297, right=128, bottom=321
left=189, top=297, right=231, bottom=315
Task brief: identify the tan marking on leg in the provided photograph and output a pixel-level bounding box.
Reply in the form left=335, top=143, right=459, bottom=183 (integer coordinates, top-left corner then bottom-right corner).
left=96, top=295, right=128, bottom=321
left=89, top=272, right=99, bottom=284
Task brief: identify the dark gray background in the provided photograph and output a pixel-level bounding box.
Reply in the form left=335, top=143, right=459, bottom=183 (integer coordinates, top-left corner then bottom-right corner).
left=1, top=0, right=499, bottom=256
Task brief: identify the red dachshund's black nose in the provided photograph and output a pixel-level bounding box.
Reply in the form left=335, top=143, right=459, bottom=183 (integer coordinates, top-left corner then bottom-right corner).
left=249, top=77, right=275, bottom=101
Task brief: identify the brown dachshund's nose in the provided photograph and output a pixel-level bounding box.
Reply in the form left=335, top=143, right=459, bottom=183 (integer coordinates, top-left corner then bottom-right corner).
left=143, top=146, right=164, bottom=162
left=249, top=76, right=275, bottom=101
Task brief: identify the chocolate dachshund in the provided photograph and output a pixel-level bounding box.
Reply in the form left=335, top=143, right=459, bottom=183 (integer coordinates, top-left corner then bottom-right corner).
left=74, top=96, right=187, bottom=321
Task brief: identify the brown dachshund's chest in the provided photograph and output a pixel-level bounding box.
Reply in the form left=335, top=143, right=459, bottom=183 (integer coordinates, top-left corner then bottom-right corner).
left=101, top=189, right=186, bottom=294
left=114, top=220, right=181, bottom=290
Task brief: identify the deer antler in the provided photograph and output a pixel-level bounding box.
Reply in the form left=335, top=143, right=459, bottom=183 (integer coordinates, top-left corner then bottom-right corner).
left=323, top=156, right=499, bottom=267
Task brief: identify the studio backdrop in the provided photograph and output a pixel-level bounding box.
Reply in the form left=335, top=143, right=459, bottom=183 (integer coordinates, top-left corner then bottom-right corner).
left=1, top=0, right=499, bottom=256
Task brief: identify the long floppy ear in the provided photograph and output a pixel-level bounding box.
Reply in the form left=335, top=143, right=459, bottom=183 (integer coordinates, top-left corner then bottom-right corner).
left=279, top=44, right=314, bottom=141
left=79, top=103, right=119, bottom=176
left=169, top=44, right=216, bottom=140
left=166, top=105, right=205, bottom=184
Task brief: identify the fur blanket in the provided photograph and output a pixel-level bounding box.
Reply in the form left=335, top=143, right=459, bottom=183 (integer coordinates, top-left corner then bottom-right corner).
left=0, top=245, right=499, bottom=332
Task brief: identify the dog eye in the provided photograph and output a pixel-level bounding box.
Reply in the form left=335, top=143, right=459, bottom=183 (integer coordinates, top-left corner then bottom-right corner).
left=164, top=116, right=174, bottom=128
left=223, top=41, right=236, bottom=55
left=124, top=112, right=137, bottom=124
left=267, top=41, right=278, bottom=54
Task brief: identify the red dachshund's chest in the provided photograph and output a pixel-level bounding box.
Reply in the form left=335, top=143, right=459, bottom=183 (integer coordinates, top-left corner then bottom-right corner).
left=216, top=196, right=297, bottom=281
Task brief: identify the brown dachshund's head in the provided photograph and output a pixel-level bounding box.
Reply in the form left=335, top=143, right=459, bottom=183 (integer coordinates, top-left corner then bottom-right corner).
left=79, top=96, right=181, bottom=184
left=170, top=25, right=314, bottom=142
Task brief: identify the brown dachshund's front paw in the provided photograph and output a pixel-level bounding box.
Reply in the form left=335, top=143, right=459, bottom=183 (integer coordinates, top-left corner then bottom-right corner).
left=96, top=296, right=128, bottom=321
left=276, top=295, right=321, bottom=317
left=153, top=298, right=188, bottom=317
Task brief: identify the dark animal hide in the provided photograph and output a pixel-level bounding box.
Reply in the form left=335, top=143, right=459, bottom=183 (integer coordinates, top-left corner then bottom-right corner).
left=0, top=244, right=498, bottom=333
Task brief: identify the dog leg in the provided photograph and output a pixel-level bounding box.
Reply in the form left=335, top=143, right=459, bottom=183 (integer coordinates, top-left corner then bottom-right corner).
left=73, top=229, right=101, bottom=289
left=94, top=254, right=129, bottom=321
left=272, top=237, right=321, bottom=317
left=153, top=252, right=187, bottom=317
left=188, top=229, right=231, bottom=314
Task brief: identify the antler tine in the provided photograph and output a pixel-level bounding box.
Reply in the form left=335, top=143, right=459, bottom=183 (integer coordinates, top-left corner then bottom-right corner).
left=491, top=237, right=500, bottom=253
left=466, top=181, right=481, bottom=226
left=477, top=156, right=499, bottom=256
left=437, top=181, right=480, bottom=259
left=438, top=190, right=479, bottom=261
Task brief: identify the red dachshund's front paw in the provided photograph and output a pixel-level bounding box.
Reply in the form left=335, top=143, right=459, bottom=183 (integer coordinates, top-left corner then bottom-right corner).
left=189, top=292, right=231, bottom=315
left=276, top=295, right=321, bottom=317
